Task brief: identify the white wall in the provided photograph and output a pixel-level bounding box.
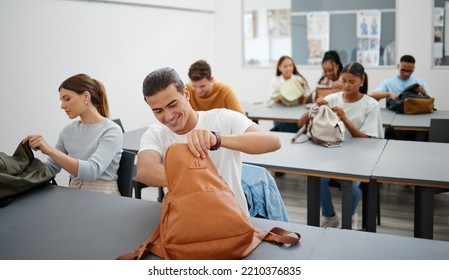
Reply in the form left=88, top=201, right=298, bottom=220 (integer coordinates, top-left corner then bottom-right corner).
left=215, top=0, right=449, bottom=111
left=0, top=0, right=214, bottom=183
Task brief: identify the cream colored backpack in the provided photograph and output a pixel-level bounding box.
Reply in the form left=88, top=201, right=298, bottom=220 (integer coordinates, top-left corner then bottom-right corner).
left=279, top=78, right=305, bottom=106
left=292, top=103, right=345, bottom=148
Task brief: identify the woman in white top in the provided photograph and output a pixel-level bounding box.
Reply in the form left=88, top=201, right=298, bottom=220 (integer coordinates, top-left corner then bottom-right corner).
left=269, top=55, right=310, bottom=133
left=298, top=62, right=384, bottom=229
left=23, top=74, right=123, bottom=195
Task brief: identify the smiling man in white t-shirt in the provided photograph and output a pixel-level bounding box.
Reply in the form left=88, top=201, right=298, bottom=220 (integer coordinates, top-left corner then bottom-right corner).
left=136, top=67, right=281, bottom=214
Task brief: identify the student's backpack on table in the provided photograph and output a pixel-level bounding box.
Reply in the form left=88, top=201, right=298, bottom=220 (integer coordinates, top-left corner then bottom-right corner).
left=387, top=83, right=435, bottom=114
left=116, top=143, right=300, bottom=260
left=279, top=78, right=305, bottom=106
left=292, top=103, right=346, bottom=148
left=0, top=141, right=55, bottom=207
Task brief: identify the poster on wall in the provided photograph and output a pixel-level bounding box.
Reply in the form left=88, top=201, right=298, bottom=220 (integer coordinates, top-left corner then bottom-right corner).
left=356, top=10, right=381, bottom=66
left=244, top=11, right=257, bottom=39
left=434, top=7, right=444, bottom=65
left=268, top=9, right=291, bottom=38
left=306, top=12, right=330, bottom=65
left=445, top=2, right=449, bottom=57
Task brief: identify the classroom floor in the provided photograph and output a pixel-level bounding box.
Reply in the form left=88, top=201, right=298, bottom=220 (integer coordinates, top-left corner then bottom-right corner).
left=139, top=172, right=449, bottom=242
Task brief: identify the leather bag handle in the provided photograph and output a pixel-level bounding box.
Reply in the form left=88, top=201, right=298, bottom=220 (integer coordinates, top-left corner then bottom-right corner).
left=263, top=227, right=301, bottom=245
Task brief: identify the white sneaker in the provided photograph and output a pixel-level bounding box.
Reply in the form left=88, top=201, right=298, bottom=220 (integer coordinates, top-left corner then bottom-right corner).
left=321, top=214, right=339, bottom=228
left=352, top=213, right=360, bottom=230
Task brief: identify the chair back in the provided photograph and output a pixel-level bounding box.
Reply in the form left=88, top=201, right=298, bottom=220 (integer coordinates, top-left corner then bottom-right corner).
left=429, top=119, right=449, bottom=143
left=117, top=150, right=136, bottom=197
left=112, top=118, right=125, bottom=133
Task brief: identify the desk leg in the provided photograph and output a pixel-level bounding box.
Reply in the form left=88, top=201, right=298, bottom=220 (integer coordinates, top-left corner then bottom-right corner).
left=365, top=179, right=378, bottom=232
left=341, top=180, right=352, bottom=230
left=414, top=186, right=435, bottom=239
left=307, top=176, right=320, bottom=227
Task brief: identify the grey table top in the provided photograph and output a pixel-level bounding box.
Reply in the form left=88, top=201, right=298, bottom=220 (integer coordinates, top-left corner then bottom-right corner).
left=310, top=228, right=449, bottom=260
left=125, top=129, right=388, bottom=182
left=380, top=108, right=396, bottom=126
left=243, top=132, right=388, bottom=182
left=389, top=110, right=449, bottom=131
left=0, top=185, right=159, bottom=260
left=243, top=101, right=396, bottom=127
left=371, top=140, right=449, bottom=187
left=0, top=185, right=322, bottom=260
left=2, top=184, right=448, bottom=260
left=242, top=101, right=307, bottom=123
left=122, top=127, right=146, bottom=152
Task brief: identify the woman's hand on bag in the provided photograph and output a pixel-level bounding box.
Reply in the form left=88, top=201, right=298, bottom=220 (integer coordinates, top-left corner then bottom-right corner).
left=187, top=129, right=216, bottom=159
left=331, top=106, right=347, bottom=121
left=22, top=135, right=53, bottom=155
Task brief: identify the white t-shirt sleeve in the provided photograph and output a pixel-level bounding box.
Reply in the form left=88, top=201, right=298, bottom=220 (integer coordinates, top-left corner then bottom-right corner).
left=139, top=125, right=168, bottom=156
left=212, top=109, right=254, bottom=135
left=359, top=98, right=384, bottom=139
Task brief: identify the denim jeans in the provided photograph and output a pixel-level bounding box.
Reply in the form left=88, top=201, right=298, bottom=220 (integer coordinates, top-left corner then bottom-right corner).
left=320, top=178, right=361, bottom=217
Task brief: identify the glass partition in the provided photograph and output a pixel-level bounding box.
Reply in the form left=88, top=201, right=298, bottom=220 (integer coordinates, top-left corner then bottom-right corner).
left=243, top=0, right=396, bottom=67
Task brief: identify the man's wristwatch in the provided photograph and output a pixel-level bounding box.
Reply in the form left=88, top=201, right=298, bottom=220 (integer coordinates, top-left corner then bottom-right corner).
left=209, top=131, right=221, bottom=151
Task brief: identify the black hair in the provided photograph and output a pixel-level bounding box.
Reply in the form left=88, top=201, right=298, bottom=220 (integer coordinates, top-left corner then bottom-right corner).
left=341, top=62, right=368, bottom=94
left=142, top=67, right=185, bottom=98
left=318, top=50, right=343, bottom=84
left=400, top=55, right=415, bottom=64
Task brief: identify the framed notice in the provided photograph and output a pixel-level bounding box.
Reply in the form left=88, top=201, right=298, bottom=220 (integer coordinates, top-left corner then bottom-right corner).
left=306, top=12, right=330, bottom=65
left=356, top=10, right=381, bottom=66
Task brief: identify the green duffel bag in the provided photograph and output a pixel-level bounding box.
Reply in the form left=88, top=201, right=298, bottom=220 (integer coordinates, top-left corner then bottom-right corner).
left=0, top=141, right=55, bottom=207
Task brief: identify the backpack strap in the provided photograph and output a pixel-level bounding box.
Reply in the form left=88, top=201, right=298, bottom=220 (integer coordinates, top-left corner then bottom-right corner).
left=263, top=227, right=301, bottom=245
left=117, top=225, right=301, bottom=260
left=291, top=123, right=308, bottom=143
left=116, top=224, right=161, bottom=260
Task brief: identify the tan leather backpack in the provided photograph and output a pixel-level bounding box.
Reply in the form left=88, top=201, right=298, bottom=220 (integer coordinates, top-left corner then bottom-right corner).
left=117, top=143, right=300, bottom=260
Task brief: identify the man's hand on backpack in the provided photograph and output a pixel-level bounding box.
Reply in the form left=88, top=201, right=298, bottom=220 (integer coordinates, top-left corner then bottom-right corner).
left=187, top=129, right=216, bottom=159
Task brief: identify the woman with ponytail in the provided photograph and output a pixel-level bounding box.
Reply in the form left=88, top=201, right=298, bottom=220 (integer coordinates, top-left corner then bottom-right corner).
left=298, top=62, right=384, bottom=229
left=318, top=50, right=344, bottom=90
left=23, top=74, right=123, bottom=195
